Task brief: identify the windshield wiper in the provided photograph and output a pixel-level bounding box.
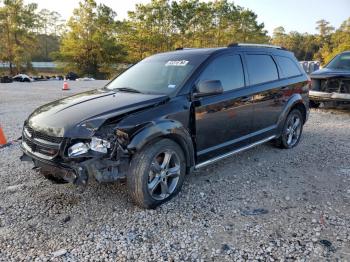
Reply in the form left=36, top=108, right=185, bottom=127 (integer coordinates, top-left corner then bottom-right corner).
left=115, top=87, right=141, bottom=93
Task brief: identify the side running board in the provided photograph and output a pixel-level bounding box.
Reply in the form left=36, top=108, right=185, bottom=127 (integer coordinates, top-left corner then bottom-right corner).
left=195, top=136, right=276, bottom=169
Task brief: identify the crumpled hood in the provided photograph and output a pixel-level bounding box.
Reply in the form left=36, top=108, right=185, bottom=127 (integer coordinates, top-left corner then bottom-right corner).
left=27, top=89, right=168, bottom=137
left=311, top=67, right=350, bottom=78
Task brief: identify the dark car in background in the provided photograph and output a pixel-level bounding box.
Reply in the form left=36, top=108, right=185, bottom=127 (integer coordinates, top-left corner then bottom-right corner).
left=66, top=72, right=79, bottom=81
left=309, top=51, right=350, bottom=107
left=20, top=44, right=309, bottom=208
left=0, top=75, right=13, bottom=83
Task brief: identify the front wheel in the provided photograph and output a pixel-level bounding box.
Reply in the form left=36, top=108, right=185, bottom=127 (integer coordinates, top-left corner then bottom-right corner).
left=275, top=109, right=303, bottom=149
left=127, top=139, right=186, bottom=209
left=310, top=100, right=320, bottom=108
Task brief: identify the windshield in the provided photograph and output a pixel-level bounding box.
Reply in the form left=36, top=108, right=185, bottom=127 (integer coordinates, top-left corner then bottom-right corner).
left=327, top=53, right=350, bottom=70
left=106, top=54, right=203, bottom=95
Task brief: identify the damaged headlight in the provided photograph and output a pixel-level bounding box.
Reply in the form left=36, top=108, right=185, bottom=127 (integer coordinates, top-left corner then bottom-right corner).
left=68, top=142, right=90, bottom=157
left=90, top=137, right=111, bottom=154
left=67, top=137, right=111, bottom=157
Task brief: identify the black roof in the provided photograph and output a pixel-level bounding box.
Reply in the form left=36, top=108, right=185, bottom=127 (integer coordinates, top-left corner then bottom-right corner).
left=160, top=43, right=293, bottom=57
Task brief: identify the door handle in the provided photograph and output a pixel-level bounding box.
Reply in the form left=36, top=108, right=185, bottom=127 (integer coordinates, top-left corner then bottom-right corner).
left=241, top=96, right=253, bottom=102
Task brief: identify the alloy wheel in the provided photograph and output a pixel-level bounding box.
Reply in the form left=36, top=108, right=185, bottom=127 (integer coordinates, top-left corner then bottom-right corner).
left=285, top=114, right=302, bottom=147
left=147, top=150, right=181, bottom=200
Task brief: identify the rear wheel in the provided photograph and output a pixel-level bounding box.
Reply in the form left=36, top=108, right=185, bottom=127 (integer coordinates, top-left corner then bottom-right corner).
left=127, top=139, right=186, bottom=209
left=275, top=109, right=303, bottom=149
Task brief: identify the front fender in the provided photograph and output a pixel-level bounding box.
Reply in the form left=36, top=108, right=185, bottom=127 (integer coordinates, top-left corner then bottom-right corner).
left=126, top=119, right=195, bottom=171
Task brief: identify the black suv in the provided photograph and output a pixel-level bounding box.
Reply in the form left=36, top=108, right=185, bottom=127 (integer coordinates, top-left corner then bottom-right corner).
left=21, top=44, right=309, bottom=208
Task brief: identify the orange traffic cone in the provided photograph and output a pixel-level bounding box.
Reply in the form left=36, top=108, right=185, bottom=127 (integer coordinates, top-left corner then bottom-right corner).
left=62, top=78, right=70, bottom=91
left=0, top=125, right=7, bottom=146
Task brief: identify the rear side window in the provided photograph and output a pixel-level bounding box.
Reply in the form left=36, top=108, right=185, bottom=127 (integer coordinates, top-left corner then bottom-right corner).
left=245, top=54, right=278, bottom=85
left=275, top=56, right=301, bottom=78
left=199, top=55, right=245, bottom=92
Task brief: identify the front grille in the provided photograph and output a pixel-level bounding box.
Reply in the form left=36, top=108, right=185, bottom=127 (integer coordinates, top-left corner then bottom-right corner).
left=22, top=124, right=62, bottom=159
left=321, top=79, right=340, bottom=92
left=320, top=79, right=350, bottom=94
left=23, top=136, right=35, bottom=150
left=25, top=125, right=63, bottom=144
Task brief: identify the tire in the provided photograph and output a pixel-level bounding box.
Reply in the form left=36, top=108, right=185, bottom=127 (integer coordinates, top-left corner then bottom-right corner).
left=310, top=100, right=320, bottom=108
left=275, top=109, right=303, bottom=149
left=127, top=139, right=186, bottom=209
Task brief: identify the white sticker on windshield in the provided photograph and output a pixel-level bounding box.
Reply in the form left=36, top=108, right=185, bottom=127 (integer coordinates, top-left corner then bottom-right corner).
left=168, top=84, right=176, bottom=89
left=165, top=60, right=189, bottom=66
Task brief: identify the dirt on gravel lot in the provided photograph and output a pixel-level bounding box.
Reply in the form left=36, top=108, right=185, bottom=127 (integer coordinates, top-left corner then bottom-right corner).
left=0, top=81, right=350, bottom=261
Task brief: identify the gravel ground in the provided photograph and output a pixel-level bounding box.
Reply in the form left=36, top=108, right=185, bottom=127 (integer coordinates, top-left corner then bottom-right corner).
left=0, top=81, right=350, bottom=261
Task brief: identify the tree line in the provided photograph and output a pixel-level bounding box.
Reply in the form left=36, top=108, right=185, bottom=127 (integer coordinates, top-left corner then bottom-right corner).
left=0, top=0, right=349, bottom=78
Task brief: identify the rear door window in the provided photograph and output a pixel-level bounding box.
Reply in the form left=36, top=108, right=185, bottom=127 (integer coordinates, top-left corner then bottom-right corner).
left=198, top=54, right=245, bottom=92
left=245, top=54, right=279, bottom=85
left=275, top=56, right=301, bottom=78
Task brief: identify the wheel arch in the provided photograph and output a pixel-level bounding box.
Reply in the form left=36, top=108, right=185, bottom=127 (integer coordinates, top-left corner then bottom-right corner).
left=290, top=102, right=307, bottom=123
left=277, top=94, right=308, bottom=132
left=126, top=120, right=195, bottom=174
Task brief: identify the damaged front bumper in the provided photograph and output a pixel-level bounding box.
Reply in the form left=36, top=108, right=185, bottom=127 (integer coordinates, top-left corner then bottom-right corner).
left=20, top=132, right=129, bottom=185
left=309, top=90, right=350, bottom=102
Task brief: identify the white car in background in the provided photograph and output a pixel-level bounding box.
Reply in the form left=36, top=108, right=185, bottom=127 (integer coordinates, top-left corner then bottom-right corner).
left=12, top=74, right=34, bottom=82
left=76, top=77, right=95, bottom=81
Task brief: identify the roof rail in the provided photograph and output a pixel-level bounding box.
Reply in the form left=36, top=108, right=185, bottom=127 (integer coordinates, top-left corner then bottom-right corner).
left=175, top=47, right=198, bottom=51
left=228, top=43, right=285, bottom=50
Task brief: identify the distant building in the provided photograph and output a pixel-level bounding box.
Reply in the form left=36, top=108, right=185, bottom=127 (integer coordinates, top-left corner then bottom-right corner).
left=0, top=62, right=57, bottom=69
left=31, top=62, right=57, bottom=69
left=0, top=61, right=59, bottom=74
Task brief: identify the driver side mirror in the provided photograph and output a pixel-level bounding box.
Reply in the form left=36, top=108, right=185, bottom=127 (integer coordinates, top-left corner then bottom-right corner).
left=194, top=80, right=224, bottom=98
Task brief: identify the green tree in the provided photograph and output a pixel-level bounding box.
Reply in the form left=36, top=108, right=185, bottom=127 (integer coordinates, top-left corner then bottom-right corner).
left=123, top=0, right=174, bottom=62
left=37, top=9, right=64, bottom=37
left=272, top=26, right=321, bottom=61
left=320, top=18, right=350, bottom=63
left=314, top=19, right=335, bottom=63
left=271, top=18, right=350, bottom=64
left=272, top=30, right=319, bottom=60
left=32, top=9, right=64, bottom=61
left=315, top=19, right=334, bottom=37
left=233, top=7, right=268, bottom=43
left=57, top=0, right=125, bottom=78
left=171, top=0, right=200, bottom=47
left=271, top=26, right=286, bottom=46
left=123, top=0, right=269, bottom=61
left=0, top=0, right=38, bottom=75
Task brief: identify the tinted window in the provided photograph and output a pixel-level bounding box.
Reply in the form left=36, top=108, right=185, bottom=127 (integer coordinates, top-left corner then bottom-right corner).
left=275, top=56, right=301, bottom=78
left=198, top=55, right=244, bottom=91
left=246, top=54, right=278, bottom=85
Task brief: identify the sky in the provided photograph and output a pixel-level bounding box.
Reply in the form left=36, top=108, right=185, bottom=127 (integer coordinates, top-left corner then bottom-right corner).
left=24, top=0, right=350, bottom=35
